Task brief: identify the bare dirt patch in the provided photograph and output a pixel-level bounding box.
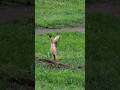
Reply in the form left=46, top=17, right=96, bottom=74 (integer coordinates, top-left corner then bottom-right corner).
left=36, top=58, right=84, bottom=69
left=38, top=59, right=70, bottom=68
left=35, top=26, right=85, bottom=35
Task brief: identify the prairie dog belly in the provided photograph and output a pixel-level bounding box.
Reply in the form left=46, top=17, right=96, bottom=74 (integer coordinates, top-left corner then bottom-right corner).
left=51, top=43, right=57, bottom=55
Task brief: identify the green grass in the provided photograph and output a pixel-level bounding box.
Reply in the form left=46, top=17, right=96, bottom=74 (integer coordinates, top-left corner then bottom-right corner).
left=35, top=0, right=85, bottom=28
left=35, top=32, right=85, bottom=90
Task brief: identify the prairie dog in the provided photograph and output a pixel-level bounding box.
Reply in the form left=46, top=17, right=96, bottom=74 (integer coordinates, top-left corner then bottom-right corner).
left=48, top=35, right=60, bottom=61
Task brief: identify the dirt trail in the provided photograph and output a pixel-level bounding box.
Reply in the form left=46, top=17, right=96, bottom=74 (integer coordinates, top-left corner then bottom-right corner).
left=35, top=3, right=120, bottom=34
left=1, top=3, right=119, bottom=33
left=35, top=26, right=85, bottom=35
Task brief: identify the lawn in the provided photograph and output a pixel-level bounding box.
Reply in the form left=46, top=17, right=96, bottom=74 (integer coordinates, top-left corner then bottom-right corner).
left=35, top=0, right=85, bottom=28
left=35, top=32, right=85, bottom=90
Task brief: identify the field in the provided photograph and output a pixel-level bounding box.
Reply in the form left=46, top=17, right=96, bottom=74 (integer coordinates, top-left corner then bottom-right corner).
left=35, top=0, right=85, bottom=89
left=35, top=0, right=85, bottom=28
left=35, top=32, right=85, bottom=90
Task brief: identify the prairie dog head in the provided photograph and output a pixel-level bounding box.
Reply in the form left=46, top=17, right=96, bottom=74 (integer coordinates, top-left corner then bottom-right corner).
left=48, top=34, right=60, bottom=43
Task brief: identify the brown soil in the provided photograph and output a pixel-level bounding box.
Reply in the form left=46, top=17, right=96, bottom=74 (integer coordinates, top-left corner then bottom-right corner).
left=36, top=58, right=84, bottom=69
left=38, top=59, right=71, bottom=68
left=35, top=26, right=85, bottom=35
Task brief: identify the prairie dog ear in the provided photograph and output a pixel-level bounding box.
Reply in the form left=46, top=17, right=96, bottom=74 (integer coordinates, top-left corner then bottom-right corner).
left=54, top=35, right=60, bottom=42
left=47, top=34, right=52, bottom=38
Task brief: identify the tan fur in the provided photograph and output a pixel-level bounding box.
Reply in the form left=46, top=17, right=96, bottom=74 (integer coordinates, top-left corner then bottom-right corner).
left=49, top=35, right=60, bottom=61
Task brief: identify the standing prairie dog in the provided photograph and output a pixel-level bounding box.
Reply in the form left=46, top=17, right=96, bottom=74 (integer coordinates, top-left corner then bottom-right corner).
left=48, top=34, right=60, bottom=61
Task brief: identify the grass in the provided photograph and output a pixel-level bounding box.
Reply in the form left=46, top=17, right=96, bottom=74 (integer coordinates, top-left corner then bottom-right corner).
left=35, top=32, right=85, bottom=90
left=35, top=0, right=85, bottom=28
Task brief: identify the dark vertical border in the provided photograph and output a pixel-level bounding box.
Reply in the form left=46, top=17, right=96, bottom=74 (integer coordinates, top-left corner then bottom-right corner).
left=86, top=0, right=120, bottom=90
left=0, top=0, right=35, bottom=89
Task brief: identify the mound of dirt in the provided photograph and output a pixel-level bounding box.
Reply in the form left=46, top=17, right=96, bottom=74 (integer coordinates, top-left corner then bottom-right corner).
left=35, top=56, right=84, bottom=69
left=38, top=59, right=71, bottom=68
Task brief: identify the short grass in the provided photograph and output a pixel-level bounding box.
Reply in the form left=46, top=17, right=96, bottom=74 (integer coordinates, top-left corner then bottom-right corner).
left=35, top=32, right=85, bottom=90
left=35, top=0, right=85, bottom=28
